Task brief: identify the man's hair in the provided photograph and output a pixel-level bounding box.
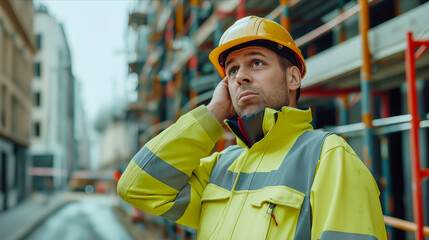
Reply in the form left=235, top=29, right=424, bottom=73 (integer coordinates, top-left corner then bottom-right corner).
left=220, top=39, right=301, bottom=103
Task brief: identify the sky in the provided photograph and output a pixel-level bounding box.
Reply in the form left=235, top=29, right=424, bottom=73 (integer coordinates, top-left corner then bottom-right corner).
left=33, top=0, right=135, bottom=168
left=33, top=0, right=134, bottom=125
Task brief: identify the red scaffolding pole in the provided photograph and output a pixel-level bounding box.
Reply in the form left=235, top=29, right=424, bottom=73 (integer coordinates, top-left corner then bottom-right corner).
left=405, top=31, right=429, bottom=240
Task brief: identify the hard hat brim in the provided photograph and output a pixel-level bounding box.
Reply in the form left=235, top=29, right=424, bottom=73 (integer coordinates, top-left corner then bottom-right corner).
left=209, top=36, right=306, bottom=79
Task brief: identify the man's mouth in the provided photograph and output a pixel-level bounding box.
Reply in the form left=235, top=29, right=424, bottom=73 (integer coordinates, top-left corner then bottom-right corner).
left=239, top=91, right=258, bottom=101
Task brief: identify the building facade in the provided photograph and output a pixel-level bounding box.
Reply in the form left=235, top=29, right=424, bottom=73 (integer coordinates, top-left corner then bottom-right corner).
left=73, top=80, right=90, bottom=172
left=30, top=5, right=77, bottom=192
left=0, top=0, right=35, bottom=211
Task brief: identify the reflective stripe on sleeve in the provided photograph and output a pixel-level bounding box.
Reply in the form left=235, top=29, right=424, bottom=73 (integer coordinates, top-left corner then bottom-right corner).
left=133, top=146, right=190, bottom=191
left=161, top=184, right=192, bottom=222
left=319, top=231, right=378, bottom=240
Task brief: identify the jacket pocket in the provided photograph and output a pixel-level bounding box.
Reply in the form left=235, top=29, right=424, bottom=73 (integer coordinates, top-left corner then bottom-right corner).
left=250, top=186, right=304, bottom=208
left=250, top=186, right=305, bottom=240
left=199, top=184, right=231, bottom=239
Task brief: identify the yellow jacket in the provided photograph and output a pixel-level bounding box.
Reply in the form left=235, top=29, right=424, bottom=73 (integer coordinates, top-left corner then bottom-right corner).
left=118, top=105, right=387, bottom=240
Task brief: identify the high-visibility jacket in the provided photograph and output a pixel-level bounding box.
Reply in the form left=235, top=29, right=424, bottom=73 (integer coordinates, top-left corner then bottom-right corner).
left=118, top=105, right=387, bottom=240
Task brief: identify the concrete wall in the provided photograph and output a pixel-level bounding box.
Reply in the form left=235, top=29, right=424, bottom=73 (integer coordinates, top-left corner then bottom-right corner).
left=303, top=2, right=429, bottom=89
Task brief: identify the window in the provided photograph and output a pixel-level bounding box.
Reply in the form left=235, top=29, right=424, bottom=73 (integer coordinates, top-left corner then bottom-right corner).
left=1, top=30, right=8, bottom=75
left=1, top=86, right=5, bottom=127
left=34, top=62, right=41, bottom=77
left=36, top=34, right=42, bottom=50
left=34, top=92, right=41, bottom=106
left=34, top=122, right=40, bottom=137
left=11, top=98, right=17, bottom=135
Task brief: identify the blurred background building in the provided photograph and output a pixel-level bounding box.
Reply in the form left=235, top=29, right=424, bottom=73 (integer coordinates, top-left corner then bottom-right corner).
left=0, top=0, right=35, bottom=211
left=73, top=78, right=90, bottom=172
left=95, top=103, right=134, bottom=171
left=123, top=0, right=429, bottom=239
left=29, top=5, right=89, bottom=192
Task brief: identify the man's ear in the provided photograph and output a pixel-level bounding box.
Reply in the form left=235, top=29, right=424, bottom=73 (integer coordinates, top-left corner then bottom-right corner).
left=287, top=66, right=301, bottom=91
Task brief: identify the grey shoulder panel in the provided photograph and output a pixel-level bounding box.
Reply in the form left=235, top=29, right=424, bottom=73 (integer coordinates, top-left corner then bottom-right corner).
left=208, top=145, right=245, bottom=190
left=291, top=130, right=332, bottom=240
left=271, top=130, right=332, bottom=193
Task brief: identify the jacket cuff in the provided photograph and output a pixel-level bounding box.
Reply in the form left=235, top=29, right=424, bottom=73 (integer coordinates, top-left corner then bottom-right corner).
left=189, top=105, right=224, bottom=143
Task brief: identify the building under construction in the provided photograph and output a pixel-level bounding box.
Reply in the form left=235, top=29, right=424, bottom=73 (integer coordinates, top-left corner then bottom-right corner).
left=125, top=0, right=429, bottom=239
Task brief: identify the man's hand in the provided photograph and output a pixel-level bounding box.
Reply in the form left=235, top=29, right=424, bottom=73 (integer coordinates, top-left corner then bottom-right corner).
left=207, top=77, right=237, bottom=123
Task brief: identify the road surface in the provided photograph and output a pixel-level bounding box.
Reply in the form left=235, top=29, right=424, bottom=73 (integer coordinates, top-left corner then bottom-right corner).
left=24, top=195, right=132, bottom=240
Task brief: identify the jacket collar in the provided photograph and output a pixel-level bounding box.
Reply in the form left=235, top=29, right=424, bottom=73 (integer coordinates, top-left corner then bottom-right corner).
left=224, top=106, right=314, bottom=148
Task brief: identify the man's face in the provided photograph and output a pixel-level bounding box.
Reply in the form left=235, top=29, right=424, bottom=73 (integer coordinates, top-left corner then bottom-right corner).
left=225, top=46, right=293, bottom=117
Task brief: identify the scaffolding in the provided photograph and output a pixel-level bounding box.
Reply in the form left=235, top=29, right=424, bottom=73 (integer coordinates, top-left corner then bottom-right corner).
left=125, top=0, right=429, bottom=239
left=403, top=31, right=429, bottom=240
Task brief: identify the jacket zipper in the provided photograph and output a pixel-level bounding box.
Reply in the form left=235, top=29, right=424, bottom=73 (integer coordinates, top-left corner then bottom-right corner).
left=265, top=203, right=278, bottom=239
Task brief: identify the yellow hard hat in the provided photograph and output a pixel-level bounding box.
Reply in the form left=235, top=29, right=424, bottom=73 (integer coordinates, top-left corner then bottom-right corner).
left=209, top=16, right=306, bottom=79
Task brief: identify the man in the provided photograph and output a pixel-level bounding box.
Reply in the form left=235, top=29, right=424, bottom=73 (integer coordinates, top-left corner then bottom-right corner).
left=118, top=16, right=387, bottom=239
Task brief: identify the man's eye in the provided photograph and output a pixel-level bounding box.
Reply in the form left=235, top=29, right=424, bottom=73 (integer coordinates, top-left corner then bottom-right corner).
left=253, top=61, right=263, bottom=67
left=229, top=68, right=238, bottom=75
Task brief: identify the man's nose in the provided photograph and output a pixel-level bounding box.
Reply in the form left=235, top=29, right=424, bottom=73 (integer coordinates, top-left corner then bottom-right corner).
left=235, top=67, right=252, bottom=85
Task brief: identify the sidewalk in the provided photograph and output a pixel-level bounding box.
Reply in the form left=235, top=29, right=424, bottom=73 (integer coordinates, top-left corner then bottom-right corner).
left=0, top=192, right=75, bottom=240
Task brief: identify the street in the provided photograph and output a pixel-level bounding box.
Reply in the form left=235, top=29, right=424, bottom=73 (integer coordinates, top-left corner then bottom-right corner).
left=24, top=195, right=132, bottom=240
